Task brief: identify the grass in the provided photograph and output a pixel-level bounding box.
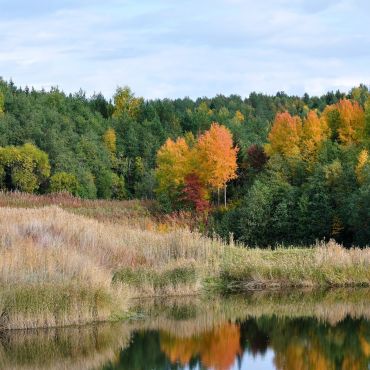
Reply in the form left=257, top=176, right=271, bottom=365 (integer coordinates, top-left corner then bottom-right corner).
left=0, top=192, right=368, bottom=329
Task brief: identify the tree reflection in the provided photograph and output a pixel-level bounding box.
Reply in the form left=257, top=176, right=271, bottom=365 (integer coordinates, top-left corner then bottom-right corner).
left=160, top=322, right=241, bottom=370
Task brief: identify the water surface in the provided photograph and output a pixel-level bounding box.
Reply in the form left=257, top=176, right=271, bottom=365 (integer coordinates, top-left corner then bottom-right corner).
left=1, top=290, right=370, bottom=370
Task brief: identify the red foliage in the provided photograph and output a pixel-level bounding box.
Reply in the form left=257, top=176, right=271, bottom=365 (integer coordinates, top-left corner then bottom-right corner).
left=247, top=144, right=268, bottom=171
left=181, top=173, right=210, bottom=213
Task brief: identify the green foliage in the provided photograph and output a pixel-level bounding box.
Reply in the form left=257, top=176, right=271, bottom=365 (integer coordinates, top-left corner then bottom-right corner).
left=0, top=78, right=368, bottom=246
left=111, top=173, right=127, bottom=200
left=49, top=172, right=79, bottom=195
left=0, top=143, right=50, bottom=193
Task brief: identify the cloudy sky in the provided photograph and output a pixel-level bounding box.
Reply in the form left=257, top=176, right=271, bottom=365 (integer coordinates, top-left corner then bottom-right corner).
left=0, top=0, right=369, bottom=99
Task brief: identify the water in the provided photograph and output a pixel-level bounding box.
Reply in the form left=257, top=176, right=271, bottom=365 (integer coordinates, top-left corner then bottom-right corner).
left=1, top=290, right=370, bottom=369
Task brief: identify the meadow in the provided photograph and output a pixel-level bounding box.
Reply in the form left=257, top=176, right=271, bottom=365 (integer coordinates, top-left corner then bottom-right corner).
left=0, top=192, right=369, bottom=329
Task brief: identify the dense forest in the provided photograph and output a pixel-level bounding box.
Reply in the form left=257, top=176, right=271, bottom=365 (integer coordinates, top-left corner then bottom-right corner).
left=0, top=78, right=369, bottom=246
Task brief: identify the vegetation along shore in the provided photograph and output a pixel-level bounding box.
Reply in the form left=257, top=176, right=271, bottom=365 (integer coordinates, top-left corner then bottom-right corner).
left=0, top=193, right=368, bottom=329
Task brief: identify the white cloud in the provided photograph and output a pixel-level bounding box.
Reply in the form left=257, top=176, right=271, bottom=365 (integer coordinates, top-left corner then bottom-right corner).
left=0, top=0, right=368, bottom=99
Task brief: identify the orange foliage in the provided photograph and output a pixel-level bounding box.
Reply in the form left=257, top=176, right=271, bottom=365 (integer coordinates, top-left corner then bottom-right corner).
left=322, top=99, right=365, bottom=145
left=195, top=122, right=238, bottom=190
left=201, top=323, right=242, bottom=370
left=266, top=112, right=302, bottom=158
left=155, top=123, right=238, bottom=204
left=336, top=99, right=365, bottom=145
left=160, top=322, right=241, bottom=370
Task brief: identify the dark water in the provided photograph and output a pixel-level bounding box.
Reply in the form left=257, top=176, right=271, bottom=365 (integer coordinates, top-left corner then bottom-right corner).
left=1, top=291, right=370, bottom=369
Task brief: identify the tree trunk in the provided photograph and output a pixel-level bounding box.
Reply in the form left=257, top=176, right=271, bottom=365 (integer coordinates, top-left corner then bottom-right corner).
left=217, top=188, right=220, bottom=206
left=224, top=184, right=227, bottom=207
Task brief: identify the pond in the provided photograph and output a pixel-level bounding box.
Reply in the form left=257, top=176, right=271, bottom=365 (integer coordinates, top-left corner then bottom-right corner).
left=1, top=290, right=370, bottom=369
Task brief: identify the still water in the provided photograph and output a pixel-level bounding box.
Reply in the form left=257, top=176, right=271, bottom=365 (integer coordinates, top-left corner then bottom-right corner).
left=1, top=290, right=370, bottom=369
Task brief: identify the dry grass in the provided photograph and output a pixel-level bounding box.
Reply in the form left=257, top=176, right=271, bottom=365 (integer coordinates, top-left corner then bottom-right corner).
left=0, top=205, right=222, bottom=328
left=220, top=240, right=370, bottom=290
left=0, top=194, right=368, bottom=329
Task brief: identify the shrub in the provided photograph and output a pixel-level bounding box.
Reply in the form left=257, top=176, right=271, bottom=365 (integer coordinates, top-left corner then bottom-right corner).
left=49, top=172, right=79, bottom=195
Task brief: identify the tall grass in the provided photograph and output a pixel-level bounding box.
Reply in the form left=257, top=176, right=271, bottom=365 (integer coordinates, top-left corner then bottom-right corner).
left=0, top=195, right=369, bottom=329
left=220, top=240, right=370, bottom=290
left=0, top=205, right=222, bottom=328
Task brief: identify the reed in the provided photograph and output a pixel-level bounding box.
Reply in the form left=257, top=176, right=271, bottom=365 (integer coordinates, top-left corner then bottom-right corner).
left=0, top=197, right=368, bottom=329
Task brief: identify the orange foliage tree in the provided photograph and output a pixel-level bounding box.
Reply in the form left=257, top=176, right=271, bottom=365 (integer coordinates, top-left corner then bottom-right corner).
left=195, top=123, right=238, bottom=206
left=155, top=123, right=238, bottom=209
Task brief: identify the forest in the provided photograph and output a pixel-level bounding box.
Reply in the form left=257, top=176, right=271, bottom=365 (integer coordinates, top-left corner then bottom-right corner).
left=0, top=78, right=369, bottom=246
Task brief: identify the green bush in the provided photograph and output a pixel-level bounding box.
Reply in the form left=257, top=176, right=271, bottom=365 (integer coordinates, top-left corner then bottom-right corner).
left=49, top=172, right=79, bottom=195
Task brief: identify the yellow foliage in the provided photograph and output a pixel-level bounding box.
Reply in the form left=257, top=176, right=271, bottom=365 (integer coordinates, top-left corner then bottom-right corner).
left=322, top=99, right=365, bottom=145
left=266, top=112, right=302, bottom=158
left=103, top=128, right=116, bottom=155
left=234, top=110, right=245, bottom=123
left=113, top=86, right=143, bottom=120
left=355, top=149, right=369, bottom=184
left=301, top=110, right=329, bottom=161
left=155, top=137, right=191, bottom=194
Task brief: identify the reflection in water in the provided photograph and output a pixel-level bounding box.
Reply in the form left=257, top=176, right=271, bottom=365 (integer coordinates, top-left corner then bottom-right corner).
left=160, top=322, right=242, bottom=369
left=106, top=317, right=370, bottom=370
left=1, top=290, right=370, bottom=370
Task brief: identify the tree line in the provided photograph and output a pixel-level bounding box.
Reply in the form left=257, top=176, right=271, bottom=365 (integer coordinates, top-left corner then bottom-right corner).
left=0, top=78, right=368, bottom=245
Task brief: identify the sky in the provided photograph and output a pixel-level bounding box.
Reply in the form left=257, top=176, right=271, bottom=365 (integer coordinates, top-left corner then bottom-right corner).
left=0, top=0, right=369, bottom=100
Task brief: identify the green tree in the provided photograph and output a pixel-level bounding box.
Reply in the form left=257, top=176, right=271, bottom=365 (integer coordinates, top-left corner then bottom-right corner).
left=49, top=172, right=79, bottom=195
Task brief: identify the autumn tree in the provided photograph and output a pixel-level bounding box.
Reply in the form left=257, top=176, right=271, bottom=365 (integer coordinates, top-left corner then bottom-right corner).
left=155, top=137, right=190, bottom=206
left=195, top=122, right=238, bottom=206
left=355, top=149, right=369, bottom=184
left=265, top=112, right=302, bottom=158
left=112, top=86, right=143, bottom=120
left=365, top=97, right=370, bottom=146
left=246, top=144, right=268, bottom=172
left=103, top=128, right=116, bottom=157
left=322, top=99, right=365, bottom=145
left=300, top=110, right=329, bottom=161
left=181, top=172, right=210, bottom=213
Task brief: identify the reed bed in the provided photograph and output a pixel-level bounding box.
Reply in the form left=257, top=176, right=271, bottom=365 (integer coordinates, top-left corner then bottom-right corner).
left=0, top=198, right=368, bottom=329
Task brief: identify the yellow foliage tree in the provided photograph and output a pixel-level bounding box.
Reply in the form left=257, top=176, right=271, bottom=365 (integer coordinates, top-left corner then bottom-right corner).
left=337, top=99, right=365, bottom=145
left=300, top=110, right=329, bottom=161
left=322, top=99, right=365, bottom=145
left=103, top=128, right=116, bottom=158
left=265, top=112, right=302, bottom=158
left=155, top=137, right=190, bottom=196
left=355, top=149, right=369, bottom=184
left=112, top=86, right=143, bottom=120
left=233, top=110, right=245, bottom=124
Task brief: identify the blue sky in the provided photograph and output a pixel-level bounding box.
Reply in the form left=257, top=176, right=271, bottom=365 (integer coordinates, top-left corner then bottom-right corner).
left=0, top=0, right=369, bottom=99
